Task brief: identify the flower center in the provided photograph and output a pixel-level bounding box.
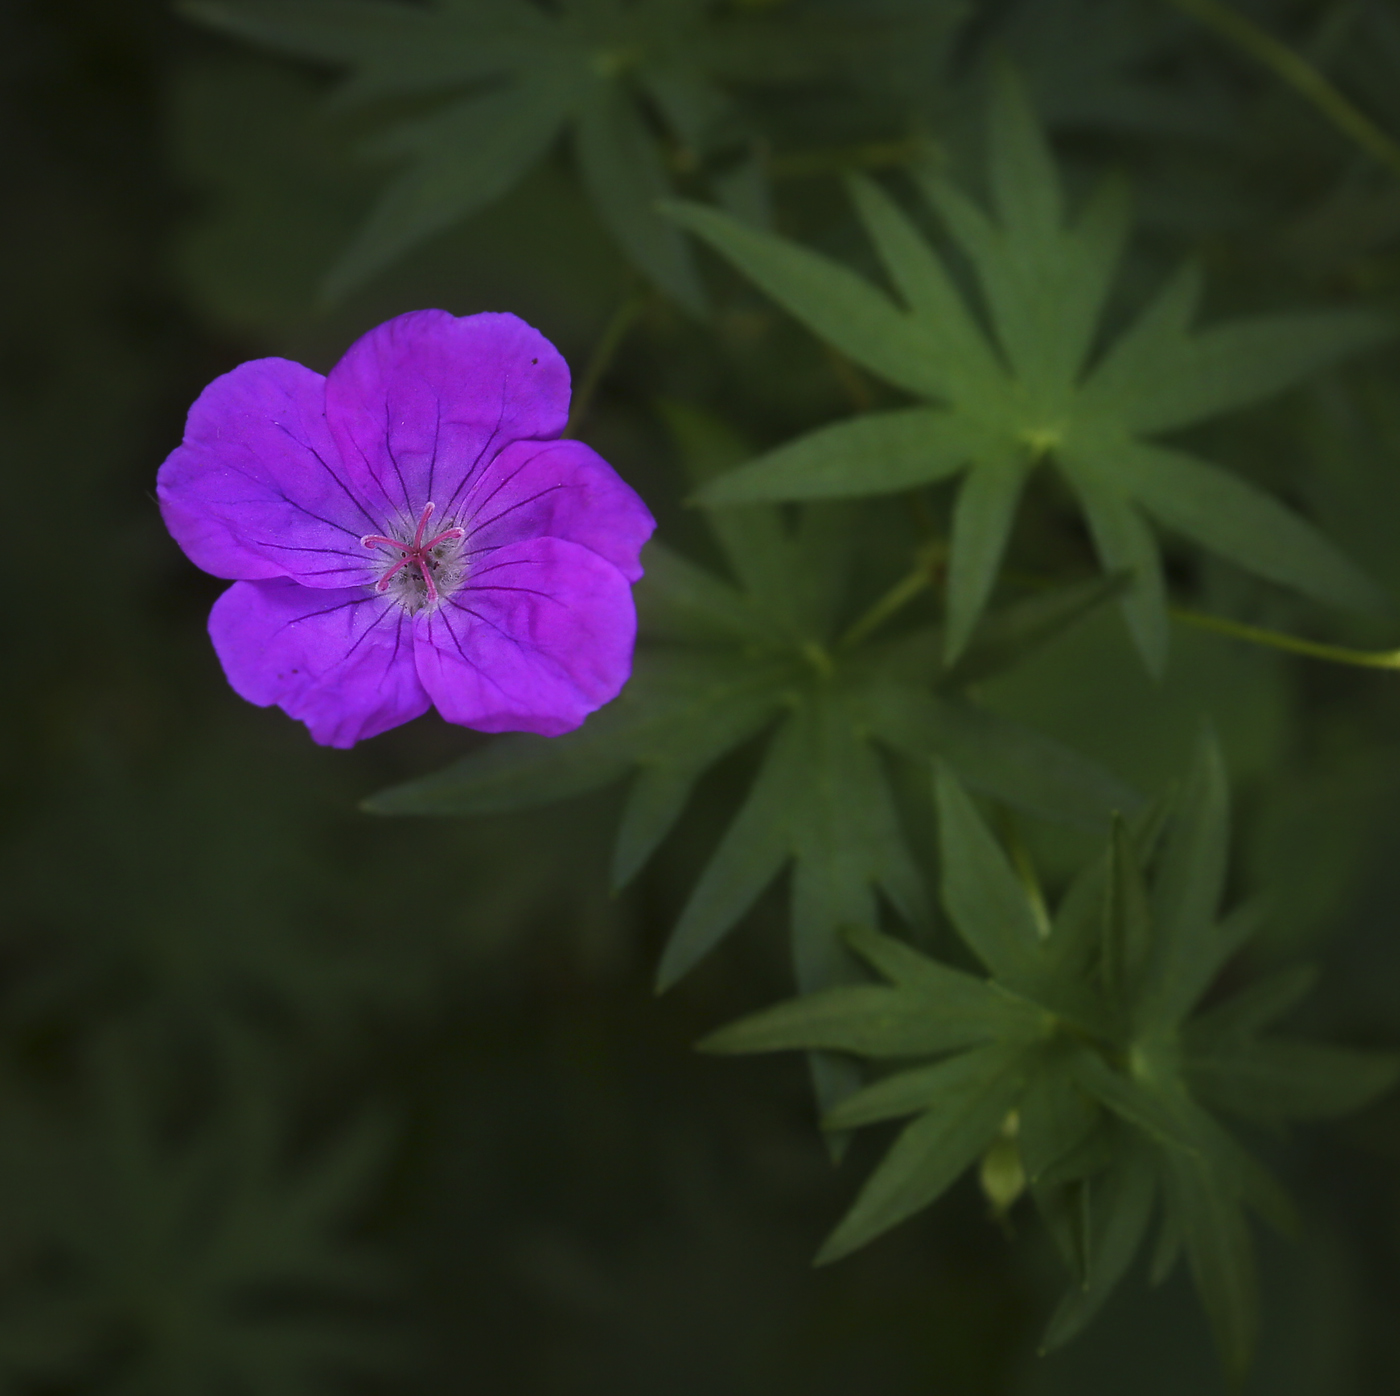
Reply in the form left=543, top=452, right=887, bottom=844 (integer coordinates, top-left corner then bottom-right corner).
left=361, top=502, right=467, bottom=612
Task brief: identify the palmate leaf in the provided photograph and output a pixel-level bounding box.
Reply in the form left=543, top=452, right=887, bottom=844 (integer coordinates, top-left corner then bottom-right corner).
left=699, top=738, right=1398, bottom=1374
left=0, top=1034, right=401, bottom=1395
left=666, top=65, right=1390, bottom=668
left=179, top=0, right=724, bottom=307
left=371, top=410, right=1133, bottom=1117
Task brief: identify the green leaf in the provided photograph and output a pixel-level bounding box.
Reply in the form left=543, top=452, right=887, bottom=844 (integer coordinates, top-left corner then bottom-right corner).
left=675, top=64, right=1385, bottom=668
left=933, top=762, right=1049, bottom=991
left=696, top=408, right=984, bottom=505
left=1018, top=1052, right=1101, bottom=1183
left=1101, top=814, right=1152, bottom=1021
left=1186, top=1040, right=1400, bottom=1123
left=662, top=199, right=953, bottom=398
left=815, top=1044, right=1030, bottom=1263
left=1110, top=440, right=1382, bottom=613
left=1068, top=1050, right=1200, bottom=1158
left=179, top=0, right=450, bottom=66
left=844, top=173, right=1004, bottom=396
left=180, top=0, right=544, bottom=103
left=366, top=648, right=784, bottom=817
left=324, top=80, right=572, bottom=299
left=1135, top=730, right=1230, bottom=1035
left=575, top=81, right=706, bottom=315
left=655, top=715, right=801, bottom=990
left=698, top=929, right=1044, bottom=1058
left=1185, top=964, right=1318, bottom=1044
left=1164, top=1150, right=1258, bottom=1382
left=183, top=0, right=732, bottom=306
left=866, top=686, right=1138, bottom=828
left=1079, top=283, right=1394, bottom=435
left=944, top=457, right=1032, bottom=662
left=1042, top=1139, right=1157, bottom=1351
left=939, top=572, right=1128, bottom=691
left=1067, top=465, right=1169, bottom=674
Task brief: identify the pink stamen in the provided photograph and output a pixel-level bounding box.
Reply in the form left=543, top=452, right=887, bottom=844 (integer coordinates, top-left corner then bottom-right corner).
left=359, top=502, right=466, bottom=603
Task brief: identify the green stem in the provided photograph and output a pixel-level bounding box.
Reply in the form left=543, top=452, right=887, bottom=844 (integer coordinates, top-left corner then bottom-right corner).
left=563, top=288, right=648, bottom=439
left=838, top=542, right=945, bottom=649
left=1170, top=605, right=1400, bottom=669
left=1168, top=0, right=1400, bottom=180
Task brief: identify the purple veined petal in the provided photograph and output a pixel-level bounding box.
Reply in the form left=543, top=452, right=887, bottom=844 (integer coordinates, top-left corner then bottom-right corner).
left=461, top=437, right=656, bottom=582
left=157, top=359, right=383, bottom=589
left=209, top=579, right=430, bottom=748
left=413, top=536, right=638, bottom=737
left=324, top=309, right=571, bottom=522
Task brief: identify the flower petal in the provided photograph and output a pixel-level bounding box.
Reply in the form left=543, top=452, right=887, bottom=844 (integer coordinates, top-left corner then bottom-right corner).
left=461, top=438, right=655, bottom=581
left=210, top=579, right=429, bottom=748
left=324, top=309, right=571, bottom=521
left=157, top=358, right=381, bottom=588
left=413, top=537, right=637, bottom=737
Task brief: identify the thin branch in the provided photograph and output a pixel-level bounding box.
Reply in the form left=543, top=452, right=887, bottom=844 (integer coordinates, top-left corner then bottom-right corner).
left=563, top=287, right=649, bottom=439
left=1170, top=604, right=1400, bottom=669
left=1169, top=0, right=1400, bottom=180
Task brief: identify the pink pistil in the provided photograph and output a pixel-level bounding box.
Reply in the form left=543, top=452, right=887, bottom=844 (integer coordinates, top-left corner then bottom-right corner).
left=361, top=502, right=466, bottom=604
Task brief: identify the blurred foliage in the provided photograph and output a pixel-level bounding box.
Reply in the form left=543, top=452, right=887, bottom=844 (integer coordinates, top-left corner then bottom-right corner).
left=7, top=0, right=1400, bottom=1392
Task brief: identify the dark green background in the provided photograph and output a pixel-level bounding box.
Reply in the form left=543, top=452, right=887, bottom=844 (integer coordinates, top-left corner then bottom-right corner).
left=4, top=1, right=1400, bottom=1390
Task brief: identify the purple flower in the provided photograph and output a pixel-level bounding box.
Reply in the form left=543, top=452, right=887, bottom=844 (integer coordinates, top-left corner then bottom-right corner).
left=158, top=309, right=655, bottom=747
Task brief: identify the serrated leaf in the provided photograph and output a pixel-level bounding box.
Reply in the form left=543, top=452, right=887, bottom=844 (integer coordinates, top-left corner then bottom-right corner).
left=366, top=647, right=785, bottom=816
left=183, top=0, right=731, bottom=305
left=1079, top=290, right=1394, bottom=436
left=654, top=713, right=801, bottom=990
left=676, top=66, right=1386, bottom=667
left=662, top=200, right=953, bottom=398
left=844, top=172, right=1004, bottom=395
left=815, top=1044, right=1030, bottom=1262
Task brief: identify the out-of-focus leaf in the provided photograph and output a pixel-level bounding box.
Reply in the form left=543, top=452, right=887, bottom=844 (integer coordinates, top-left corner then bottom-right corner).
left=1166, top=1149, right=1257, bottom=1383
left=1187, top=1041, right=1400, bottom=1123
left=1185, top=964, right=1317, bottom=1043
left=1041, top=1138, right=1156, bottom=1351
left=181, top=0, right=728, bottom=302
left=324, top=77, right=575, bottom=301
left=1135, top=730, right=1229, bottom=1035
left=0, top=1035, right=401, bottom=1394
left=576, top=79, right=706, bottom=315
left=1018, top=1051, right=1101, bottom=1183
left=933, top=761, right=1047, bottom=992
